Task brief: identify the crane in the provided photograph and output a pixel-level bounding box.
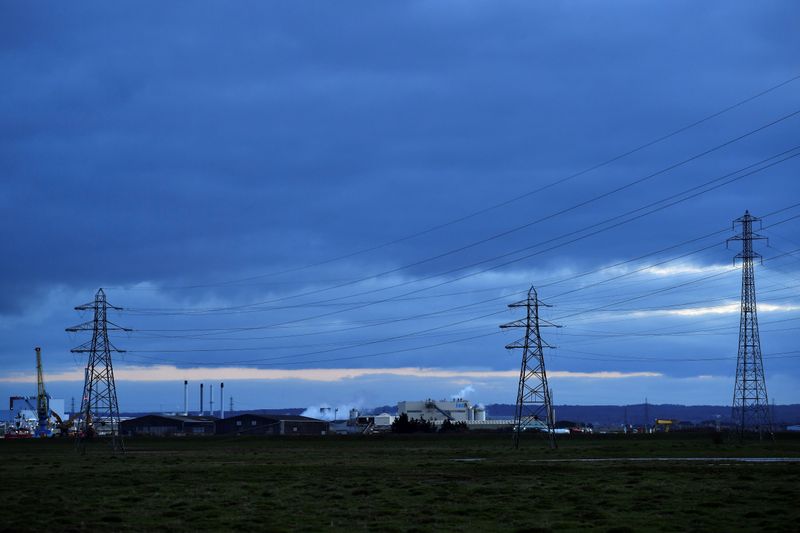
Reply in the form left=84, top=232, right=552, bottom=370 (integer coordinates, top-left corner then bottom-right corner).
left=35, top=347, right=52, bottom=437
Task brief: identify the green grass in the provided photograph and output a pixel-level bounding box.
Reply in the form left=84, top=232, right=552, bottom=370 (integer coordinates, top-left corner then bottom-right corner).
left=1, top=432, right=799, bottom=532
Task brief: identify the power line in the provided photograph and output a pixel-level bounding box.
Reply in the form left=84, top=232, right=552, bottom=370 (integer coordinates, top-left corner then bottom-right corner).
left=123, top=145, right=800, bottom=337
left=112, top=207, right=799, bottom=372
left=121, top=207, right=800, bottom=321
left=558, top=311, right=796, bottom=351
left=558, top=317, right=800, bottom=338
left=109, top=72, right=800, bottom=291
left=119, top=254, right=795, bottom=367
left=126, top=207, right=800, bottom=354
left=552, top=348, right=800, bottom=363
left=553, top=247, right=800, bottom=321
left=553, top=268, right=800, bottom=317
left=122, top=329, right=507, bottom=368
left=117, top=216, right=785, bottom=378
left=122, top=112, right=800, bottom=315
left=126, top=309, right=509, bottom=362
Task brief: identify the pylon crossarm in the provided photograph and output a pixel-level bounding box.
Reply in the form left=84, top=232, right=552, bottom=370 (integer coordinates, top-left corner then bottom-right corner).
left=505, top=339, right=529, bottom=350
left=66, top=320, right=96, bottom=332
left=105, top=320, right=132, bottom=331
left=70, top=340, right=95, bottom=353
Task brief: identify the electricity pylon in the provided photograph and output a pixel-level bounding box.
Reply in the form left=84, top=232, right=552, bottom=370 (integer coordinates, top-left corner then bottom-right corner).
left=728, top=211, right=772, bottom=439
left=66, top=288, right=130, bottom=452
left=500, top=286, right=560, bottom=449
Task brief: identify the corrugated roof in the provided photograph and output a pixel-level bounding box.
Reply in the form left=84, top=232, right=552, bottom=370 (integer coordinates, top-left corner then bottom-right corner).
left=169, top=415, right=218, bottom=422
left=122, top=414, right=217, bottom=423
left=271, top=415, right=323, bottom=422
left=219, top=413, right=327, bottom=423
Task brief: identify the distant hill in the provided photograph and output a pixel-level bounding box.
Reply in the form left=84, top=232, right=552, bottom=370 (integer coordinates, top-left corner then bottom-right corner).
left=484, top=403, right=800, bottom=427
left=123, top=404, right=800, bottom=426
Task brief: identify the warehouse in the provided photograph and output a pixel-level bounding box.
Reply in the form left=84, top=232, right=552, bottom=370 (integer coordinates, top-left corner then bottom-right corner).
left=215, top=414, right=328, bottom=436
left=120, top=414, right=217, bottom=436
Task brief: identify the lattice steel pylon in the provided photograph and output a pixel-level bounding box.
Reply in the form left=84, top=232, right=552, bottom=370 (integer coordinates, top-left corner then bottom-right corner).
left=500, top=286, right=560, bottom=449
left=66, top=288, right=131, bottom=452
left=728, top=211, right=772, bottom=439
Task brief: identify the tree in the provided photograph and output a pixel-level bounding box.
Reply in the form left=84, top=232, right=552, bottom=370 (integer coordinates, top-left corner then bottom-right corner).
left=391, top=413, right=435, bottom=433
left=439, top=419, right=468, bottom=433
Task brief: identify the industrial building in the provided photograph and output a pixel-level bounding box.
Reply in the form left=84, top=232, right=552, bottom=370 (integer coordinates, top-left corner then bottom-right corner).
left=120, top=414, right=217, bottom=436
left=1, top=348, right=71, bottom=437
left=2, top=396, right=68, bottom=438
left=397, top=399, right=517, bottom=431
left=398, top=399, right=487, bottom=422
left=329, top=410, right=396, bottom=434
left=371, top=412, right=395, bottom=427
left=215, top=414, right=328, bottom=436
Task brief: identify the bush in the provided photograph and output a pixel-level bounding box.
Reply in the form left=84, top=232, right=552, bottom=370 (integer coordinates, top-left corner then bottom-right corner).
left=439, top=419, right=468, bottom=433
left=391, top=413, right=435, bottom=433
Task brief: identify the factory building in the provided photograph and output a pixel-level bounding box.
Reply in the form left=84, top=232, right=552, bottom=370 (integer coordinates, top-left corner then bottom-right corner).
left=120, top=414, right=217, bottom=436
left=275, top=415, right=328, bottom=436
left=8, top=396, right=67, bottom=421
left=397, top=399, right=516, bottom=431
left=1, top=396, right=68, bottom=436
left=215, top=414, right=328, bottom=436
left=329, top=410, right=396, bottom=434
left=398, top=399, right=486, bottom=422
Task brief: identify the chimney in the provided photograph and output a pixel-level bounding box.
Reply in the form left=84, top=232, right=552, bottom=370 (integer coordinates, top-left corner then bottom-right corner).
left=220, top=382, right=225, bottom=419
left=183, top=380, right=188, bottom=416
left=200, top=383, right=204, bottom=416
left=210, top=384, right=214, bottom=416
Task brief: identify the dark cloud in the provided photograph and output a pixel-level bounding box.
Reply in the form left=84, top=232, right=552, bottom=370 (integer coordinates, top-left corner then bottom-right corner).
left=0, top=1, right=798, bottom=407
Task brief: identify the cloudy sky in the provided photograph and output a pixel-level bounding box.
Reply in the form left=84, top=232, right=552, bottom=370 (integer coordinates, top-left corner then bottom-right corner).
left=1, top=1, right=799, bottom=413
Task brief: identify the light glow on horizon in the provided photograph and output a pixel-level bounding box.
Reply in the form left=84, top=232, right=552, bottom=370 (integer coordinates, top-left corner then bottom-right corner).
left=0, top=365, right=663, bottom=383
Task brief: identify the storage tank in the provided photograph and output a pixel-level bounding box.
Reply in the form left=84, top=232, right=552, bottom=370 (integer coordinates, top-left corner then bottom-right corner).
left=473, top=405, right=486, bottom=421
left=349, top=408, right=360, bottom=420
left=467, top=404, right=474, bottom=421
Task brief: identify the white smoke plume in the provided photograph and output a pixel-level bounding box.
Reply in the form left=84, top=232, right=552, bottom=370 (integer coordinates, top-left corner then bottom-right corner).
left=301, top=403, right=361, bottom=421
left=452, top=385, right=475, bottom=400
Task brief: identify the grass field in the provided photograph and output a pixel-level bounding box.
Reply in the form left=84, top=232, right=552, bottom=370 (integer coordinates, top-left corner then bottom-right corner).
left=1, top=432, right=799, bottom=532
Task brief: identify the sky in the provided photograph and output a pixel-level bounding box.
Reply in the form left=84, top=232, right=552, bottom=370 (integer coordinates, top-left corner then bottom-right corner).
left=1, top=1, right=799, bottom=414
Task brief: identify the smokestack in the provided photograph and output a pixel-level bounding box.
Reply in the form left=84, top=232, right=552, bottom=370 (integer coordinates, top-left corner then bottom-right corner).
left=210, top=384, right=214, bottom=416
left=183, top=380, right=188, bottom=416
left=220, top=382, right=225, bottom=419
left=200, top=383, right=204, bottom=416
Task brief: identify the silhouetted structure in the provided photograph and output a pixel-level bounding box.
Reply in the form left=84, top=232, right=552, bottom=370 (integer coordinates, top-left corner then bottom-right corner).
left=121, top=415, right=217, bottom=436
left=216, top=414, right=328, bottom=436
left=728, top=211, right=772, bottom=438
left=66, top=288, right=130, bottom=452
left=501, top=286, right=559, bottom=449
